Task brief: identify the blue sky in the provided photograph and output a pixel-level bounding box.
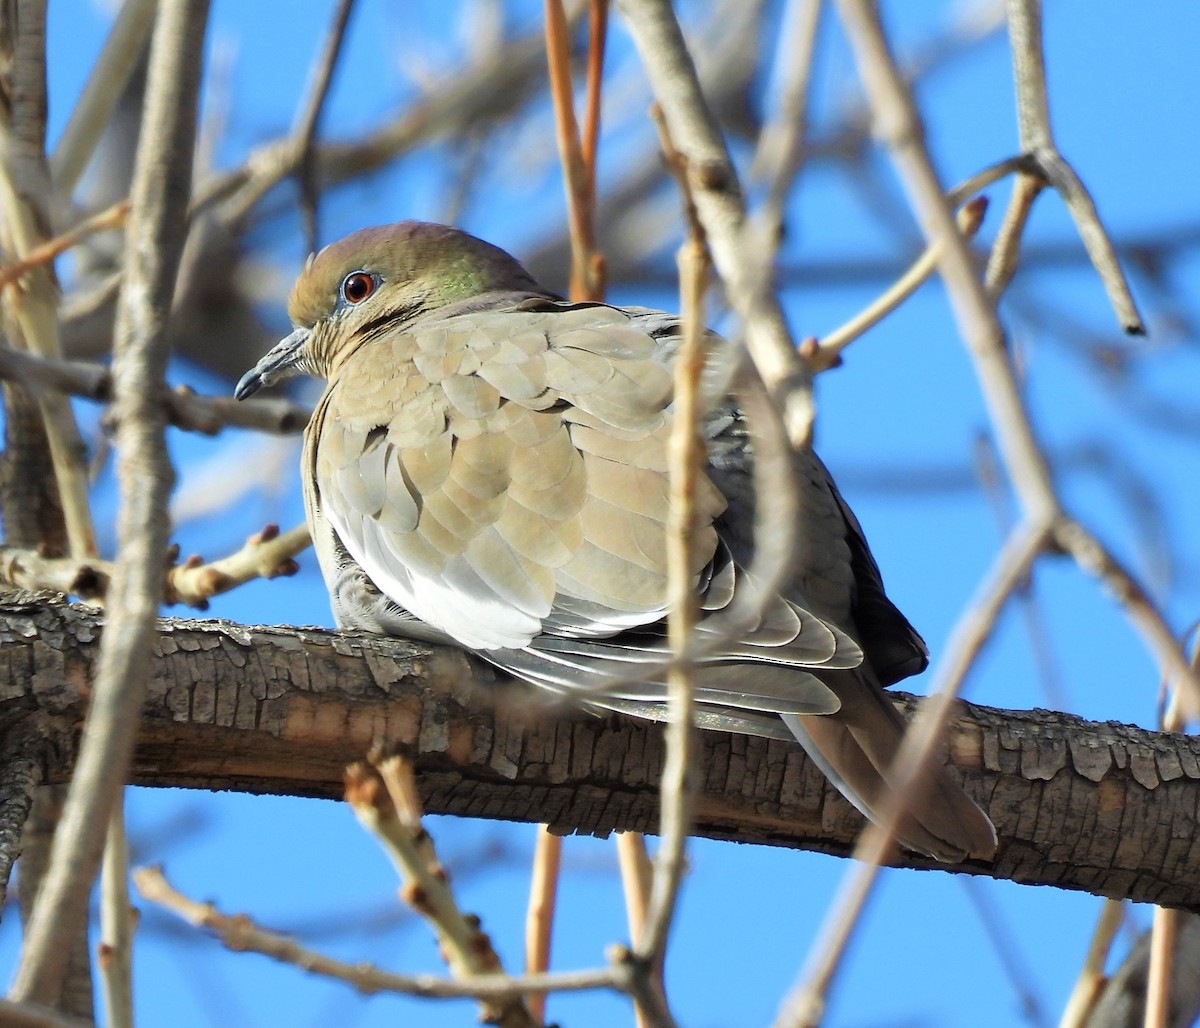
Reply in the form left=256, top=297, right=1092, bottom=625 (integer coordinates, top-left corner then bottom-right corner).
left=6, top=2, right=1200, bottom=1025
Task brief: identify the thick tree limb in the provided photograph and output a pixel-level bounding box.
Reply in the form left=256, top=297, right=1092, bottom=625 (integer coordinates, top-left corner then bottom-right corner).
left=2, top=600, right=1200, bottom=909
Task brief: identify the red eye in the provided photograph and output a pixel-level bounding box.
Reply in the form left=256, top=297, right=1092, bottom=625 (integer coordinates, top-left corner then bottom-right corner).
left=341, top=271, right=376, bottom=305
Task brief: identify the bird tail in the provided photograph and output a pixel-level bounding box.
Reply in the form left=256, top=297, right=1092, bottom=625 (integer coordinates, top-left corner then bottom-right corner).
left=782, top=669, right=996, bottom=862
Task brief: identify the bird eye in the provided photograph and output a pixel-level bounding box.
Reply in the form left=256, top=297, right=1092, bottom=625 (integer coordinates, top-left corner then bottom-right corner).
left=340, top=271, right=376, bottom=305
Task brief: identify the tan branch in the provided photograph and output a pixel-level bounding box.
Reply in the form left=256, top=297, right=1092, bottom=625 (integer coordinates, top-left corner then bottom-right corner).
left=778, top=520, right=1047, bottom=1027
left=0, top=201, right=129, bottom=290
left=10, top=0, right=210, bottom=1003
left=164, top=523, right=309, bottom=609
left=49, top=0, right=156, bottom=196
left=132, top=864, right=620, bottom=1005
left=1060, top=899, right=1125, bottom=1028
left=97, top=801, right=134, bottom=1028
left=635, top=119, right=712, bottom=985
left=812, top=195, right=988, bottom=371
left=346, top=754, right=539, bottom=1028
left=0, top=523, right=310, bottom=610
left=7, top=603, right=1200, bottom=909
left=0, top=344, right=311, bottom=435
left=1005, top=0, right=1144, bottom=334
left=524, top=829, right=562, bottom=1024
left=290, top=0, right=356, bottom=254
left=617, top=0, right=815, bottom=448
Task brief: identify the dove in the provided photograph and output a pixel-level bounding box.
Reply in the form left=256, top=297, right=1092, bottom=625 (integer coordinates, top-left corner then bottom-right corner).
left=236, top=221, right=997, bottom=862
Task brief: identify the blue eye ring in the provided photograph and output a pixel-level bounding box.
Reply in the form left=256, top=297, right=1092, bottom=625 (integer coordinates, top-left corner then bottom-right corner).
left=340, top=270, right=378, bottom=306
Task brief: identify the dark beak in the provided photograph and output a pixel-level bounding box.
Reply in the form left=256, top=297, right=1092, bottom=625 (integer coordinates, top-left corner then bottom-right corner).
left=235, top=328, right=310, bottom=400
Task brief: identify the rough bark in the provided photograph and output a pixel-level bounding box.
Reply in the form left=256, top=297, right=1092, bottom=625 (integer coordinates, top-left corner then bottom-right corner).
left=3, top=598, right=1200, bottom=909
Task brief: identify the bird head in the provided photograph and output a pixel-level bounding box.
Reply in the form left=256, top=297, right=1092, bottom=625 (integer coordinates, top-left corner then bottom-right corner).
left=234, top=220, right=545, bottom=399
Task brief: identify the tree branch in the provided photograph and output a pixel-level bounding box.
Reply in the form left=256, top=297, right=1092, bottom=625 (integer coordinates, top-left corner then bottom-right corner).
left=10, top=0, right=210, bottom=1004
left=4, top=600, right=1200, bottom=910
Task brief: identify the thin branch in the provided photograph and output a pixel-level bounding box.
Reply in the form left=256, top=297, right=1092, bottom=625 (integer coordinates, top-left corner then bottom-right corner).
left=615, top=832, right=653, bottom=948
left=290, top=0, right=355, bottom=255
left=0, top=0, right=96, bottom=560
left=617, top=0, right=815, bottom=448
left=163, top=523, right=308, bottom=608
left=132, top=864, right=622, bottom=1003
left=545, top=0, right=607, bottom=300
left=97, top=800, right=134, bottom=1028
left=1005, top=0, right=1143, bottom=334
left=634, top=149, right=711, bottom=985
left=346, top=755, right=539, bottom=1028
left=580, top=0, right=608, bottom=188
left=0, top=545, right=109, bottom=601
left=524, top=828, right=561, bottom=1024
left=775, top=521, right=1048, bottom=1028
left=0, top=200, right=129, bottom=290
left=0, top=522, right=309, bottom=608
left=812, top=195, right=987, bottom=371
left=1059, top=900, right=1125, bottom=1028
left=1145, top=908, right=1177, bottom=1028
left=10, top=0, right=210, bottom=1003
left=616, top=832, right=654, bottom=1028
left=984, top=171, right=1045, bottom=297
left=49, top=0, right=156, bottom=197
left=833, top=0, right=1200, bottom=714
left=0, top=344, right=312, bottom=435
left=750, top=0, right=824, bottom=236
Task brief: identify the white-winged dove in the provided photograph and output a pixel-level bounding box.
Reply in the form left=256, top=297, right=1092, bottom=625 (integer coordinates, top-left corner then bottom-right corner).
left=236, top=221, right=996, bottom=862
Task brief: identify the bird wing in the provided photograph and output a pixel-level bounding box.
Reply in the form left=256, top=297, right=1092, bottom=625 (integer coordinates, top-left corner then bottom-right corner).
left=308, top=298, right=860, bottom=717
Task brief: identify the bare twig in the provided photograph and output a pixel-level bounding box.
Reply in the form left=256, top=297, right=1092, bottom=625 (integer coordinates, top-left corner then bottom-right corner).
left=163, top=523, right=309, bottom=608
left=290, top=0, right=355, bottom=254
left=750, top=0, right=824, bottom=236
left=97, top=801, right=134, bottom=1028
left=132, top=864, right=622, bottom=1003
left=834, top=0, right=1200, bottom=707
left=0, top=200, right=129, bottom=289
left=545, top=0, right=607, bottom=300
left=1005, top=0, right=1144, bottom=334
left=984, top=171, right=1046, bottom=297
left=346, top=755, right=539, bottom=1028
left=812, top=195, right=988, bottom=371
left=1059, top=900, right=1125, bottom=1028
left=0, top=545, right=110, bottom=601
left=630, top=114, right=712, bottom=1028
left=0, top=522, right=308, bottom=608
left=776, top=521, right=1047, bottom=1028
left=524, top=828, right=561, bottom=1024
left=1145, top=908, right=1177, bottom=1028
left=49, top=0, right=156, bottom=197
left=10, top=0, right=210, bottom=1003
left=618, top=0, right=815, bottom=448
left=580, top=0, right=609, bottom=190
left=0, top=344, right=312, bottom=434
left=616, top=831, right=655, bottom=1028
